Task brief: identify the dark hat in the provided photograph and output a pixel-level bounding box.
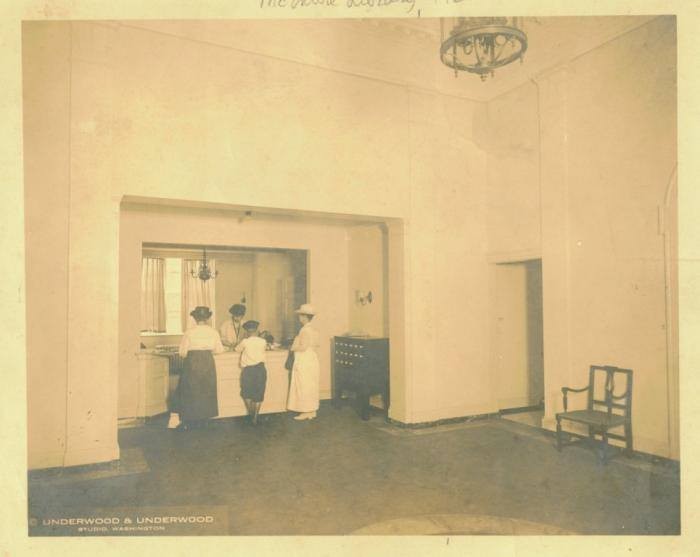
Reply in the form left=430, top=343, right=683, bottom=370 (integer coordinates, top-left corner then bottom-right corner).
left=242, top=320, right=259, bottom=331
left=190, top=306, right=212, bottom=321
left=229, top=304, right=246, bottom=316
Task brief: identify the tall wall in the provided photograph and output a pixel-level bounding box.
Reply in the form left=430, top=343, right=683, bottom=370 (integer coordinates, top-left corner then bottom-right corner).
left=348, top=224, right=387, bottom=337
left=478, top=82, right=541, bottom=258
left=23, top=22, right=72, bottom=469
left=24, top=21, right=489, bottom=468
left=483, top=17, right=678, bottom=457
left=407, top=91, right=490, bottom=423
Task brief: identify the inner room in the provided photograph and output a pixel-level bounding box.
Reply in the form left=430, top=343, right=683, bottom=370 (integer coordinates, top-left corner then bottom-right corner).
left=23, top=14, right=679, bottom=538
left=119, top=200, right=393, bottom=427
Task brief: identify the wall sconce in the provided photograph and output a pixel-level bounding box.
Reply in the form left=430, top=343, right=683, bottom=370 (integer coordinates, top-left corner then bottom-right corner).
left=355, top=290, right=373, bottom=306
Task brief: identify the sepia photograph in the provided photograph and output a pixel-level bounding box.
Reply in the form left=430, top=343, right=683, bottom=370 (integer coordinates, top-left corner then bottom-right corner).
left=13, top=2, right=688, bottom=548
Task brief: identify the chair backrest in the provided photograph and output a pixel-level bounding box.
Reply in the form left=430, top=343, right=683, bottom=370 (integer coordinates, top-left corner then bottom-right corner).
left=587, top=365, right=633, bottom=421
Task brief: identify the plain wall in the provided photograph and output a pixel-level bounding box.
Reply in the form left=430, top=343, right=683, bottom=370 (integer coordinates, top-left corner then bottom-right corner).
left=542, top=16, right=677, bottom=458
left=483, top=17, right=677, bottom=457
left=478, top=83, right=541, bottom=258
left=406, top=90, right=490, bottom=423
left=348, top=224, right=387, bottom=337
left=23, top=22, right=72, bottom=469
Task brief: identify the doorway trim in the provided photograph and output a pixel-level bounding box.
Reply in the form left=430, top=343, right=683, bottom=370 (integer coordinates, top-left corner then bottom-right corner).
left=487, top=248, right=542, bottom=264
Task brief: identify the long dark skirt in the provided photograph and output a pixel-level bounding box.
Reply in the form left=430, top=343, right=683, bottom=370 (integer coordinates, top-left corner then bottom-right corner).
left=172, top=350, right=218, bottom=422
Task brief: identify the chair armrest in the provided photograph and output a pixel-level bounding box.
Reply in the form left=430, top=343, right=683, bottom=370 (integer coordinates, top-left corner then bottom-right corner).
left=561, top=385, right=590, bottom=412
left=562, top=386, right=590, bottom=394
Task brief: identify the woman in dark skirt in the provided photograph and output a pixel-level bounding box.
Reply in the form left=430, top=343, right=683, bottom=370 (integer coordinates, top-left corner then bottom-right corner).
left=171, top=306, right=224, bottom=429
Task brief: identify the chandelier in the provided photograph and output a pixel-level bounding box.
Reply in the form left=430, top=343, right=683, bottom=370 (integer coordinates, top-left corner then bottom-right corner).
left=191, top=247, right=218, bottom=282
left=440, top=17, right=527, bottom=81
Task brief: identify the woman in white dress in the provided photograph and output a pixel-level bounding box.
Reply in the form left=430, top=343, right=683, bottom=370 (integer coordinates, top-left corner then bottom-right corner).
left=287, top=304, right=320, bottom=421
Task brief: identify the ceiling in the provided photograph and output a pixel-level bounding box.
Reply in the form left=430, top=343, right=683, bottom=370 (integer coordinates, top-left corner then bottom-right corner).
left=347, top=15, right=659, bottom=100
left=121, top=15, right=658, bottom=102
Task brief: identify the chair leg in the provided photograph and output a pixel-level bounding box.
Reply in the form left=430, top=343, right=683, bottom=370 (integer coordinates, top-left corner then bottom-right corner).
left=625, top=422, right=634, bottom=456
left=600, top=430, right=609, bottom=465
left=588, top=425, right=594, bottom=440
left=556, top=417, right=562, bottom=451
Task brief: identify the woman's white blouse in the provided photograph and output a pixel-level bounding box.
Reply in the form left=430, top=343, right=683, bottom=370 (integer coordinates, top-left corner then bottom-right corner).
left=291, top=323, right=319, bottom=352
left=178, top=324, right=225, bottom=357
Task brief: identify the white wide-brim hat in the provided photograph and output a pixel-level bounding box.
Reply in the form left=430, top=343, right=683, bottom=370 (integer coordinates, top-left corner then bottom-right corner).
left=294, top=303, right=315, bottom=315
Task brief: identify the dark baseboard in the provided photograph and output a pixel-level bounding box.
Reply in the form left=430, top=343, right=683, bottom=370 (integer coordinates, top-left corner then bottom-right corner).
left=499, top=404, right=544, bottom=415
left=386, top=412, right=500, bottom=430
left=386, top=410, right=680, bottom=470
left=29, top=457, right=120, bottom=479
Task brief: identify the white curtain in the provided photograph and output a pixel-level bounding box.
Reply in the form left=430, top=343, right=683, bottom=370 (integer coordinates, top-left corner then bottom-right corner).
left=181, top=259, right=217, bottom=330
left=140, top=257, right=166, bottom=332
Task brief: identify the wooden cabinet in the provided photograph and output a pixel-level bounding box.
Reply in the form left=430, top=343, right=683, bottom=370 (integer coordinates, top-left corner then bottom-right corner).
left=333, top=336, right=389, bottom=420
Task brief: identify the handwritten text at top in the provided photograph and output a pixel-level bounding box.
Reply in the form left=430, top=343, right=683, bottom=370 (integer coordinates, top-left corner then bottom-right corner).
left=259, top=0, right=421, bottom=15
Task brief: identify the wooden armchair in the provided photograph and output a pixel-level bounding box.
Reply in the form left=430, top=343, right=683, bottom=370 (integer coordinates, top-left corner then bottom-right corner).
left=555, top=365, right=633, bottom=464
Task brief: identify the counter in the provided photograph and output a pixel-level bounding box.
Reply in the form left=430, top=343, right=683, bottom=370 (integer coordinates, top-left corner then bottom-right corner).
left=130, top=349, right=290, bottom=419
left=130, top=352, right=170, bottom=418
left=214, top=349, right=289, bottom=417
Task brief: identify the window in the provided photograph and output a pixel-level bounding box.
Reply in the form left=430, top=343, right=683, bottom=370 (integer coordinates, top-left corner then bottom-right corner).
left=141, top=257, right=183, bottom=336
left=140, top=244, right=307, bottom=340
